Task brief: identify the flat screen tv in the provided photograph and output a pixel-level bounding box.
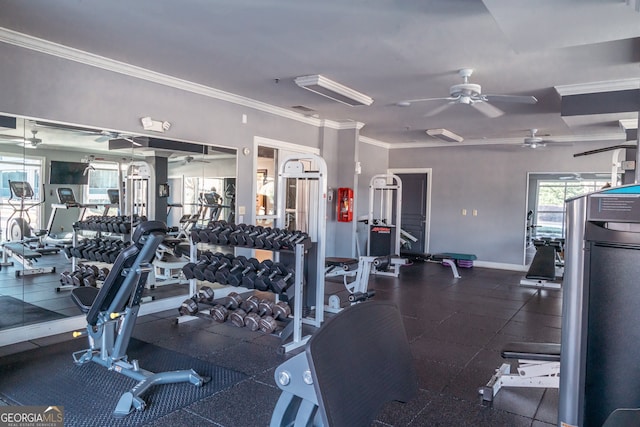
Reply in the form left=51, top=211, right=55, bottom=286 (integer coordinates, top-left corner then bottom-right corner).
left=49, top=161, right=89, bottom=185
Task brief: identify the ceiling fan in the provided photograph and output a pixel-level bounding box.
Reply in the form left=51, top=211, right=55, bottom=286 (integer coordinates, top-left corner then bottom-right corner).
left=521, top=129, right=571, bottom=149
left=169, top=155, right=210, bottom=165
left=0, top=129, right=43, bottom=148
left=396, top=68, right=538, bottom=118
left=34, top=120, right=145, bottom=145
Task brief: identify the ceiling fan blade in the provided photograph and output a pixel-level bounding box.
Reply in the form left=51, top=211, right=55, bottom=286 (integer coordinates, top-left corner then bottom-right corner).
left=0, top=133, right=25, bottom=142
left=471, top=101, right=504, bottom=118
left=484, top=94, right=538, bottom=104
left=396, top=96, right=456, bottom=107
left=423, top=102, right=454, bottom=117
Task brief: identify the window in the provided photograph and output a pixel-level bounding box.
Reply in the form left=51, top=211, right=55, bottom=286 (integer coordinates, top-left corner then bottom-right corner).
left=534, top=178, right=608, bottom=239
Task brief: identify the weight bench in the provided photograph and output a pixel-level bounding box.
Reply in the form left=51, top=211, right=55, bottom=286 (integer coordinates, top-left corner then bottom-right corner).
left=270, top=301, right=418, bottom=426
left=71, top=220, right=209, bottom=418
left=520, top=244, right=562, bottom=289
left=0, top=241, right=56, bottom=277
left=479, top=342, right=560, bottom=402
left=425, top=252, right=477, bottom=278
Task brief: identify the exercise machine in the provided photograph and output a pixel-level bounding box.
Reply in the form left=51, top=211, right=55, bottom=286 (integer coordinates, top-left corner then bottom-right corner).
left=270, top=301, right=417, bottom=426
left=559, top=184, right=640, bottom=427
left=519, top=238, right=563, bottom=289
left=43, top=187, right=96, bottom=247
left=366, top=174, right=403, bottom=277
left=70, top=220, right=209, bottom=418
left=0, top=180, right=57, bottom=277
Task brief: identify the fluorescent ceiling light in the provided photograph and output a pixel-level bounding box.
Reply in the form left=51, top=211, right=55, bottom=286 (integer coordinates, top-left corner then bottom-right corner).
left=294, top=75, right=373, bottom=106
left=426, top=128, right=464, bottom=143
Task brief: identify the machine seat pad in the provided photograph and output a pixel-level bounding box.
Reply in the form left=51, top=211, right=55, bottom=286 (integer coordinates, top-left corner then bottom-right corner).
left=71, top=286, right=100, bottom=314
left=501, top=342, right=561, bottom=362
left=3, top=242, right=41, bottom=259
left=325, top=257, right=358, bottom=267
left=526, top=245, right=556, bottom=280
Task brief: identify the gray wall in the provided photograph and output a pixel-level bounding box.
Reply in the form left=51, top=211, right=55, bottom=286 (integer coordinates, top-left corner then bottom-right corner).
left=389, top=143, right=615, bottom=265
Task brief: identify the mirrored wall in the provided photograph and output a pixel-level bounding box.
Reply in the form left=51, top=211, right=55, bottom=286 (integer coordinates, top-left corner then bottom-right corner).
left=0, top=114, right=237, bottom=335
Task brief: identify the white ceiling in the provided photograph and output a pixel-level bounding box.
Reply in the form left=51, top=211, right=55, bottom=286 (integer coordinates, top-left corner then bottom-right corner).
left=0, top=0, right=638, bottom=150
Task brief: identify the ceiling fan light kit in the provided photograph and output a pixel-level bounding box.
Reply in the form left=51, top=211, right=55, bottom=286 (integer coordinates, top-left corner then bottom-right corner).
left=294, top=74, right=374, bottom=106
left=426, top=128, right=464, bottom=143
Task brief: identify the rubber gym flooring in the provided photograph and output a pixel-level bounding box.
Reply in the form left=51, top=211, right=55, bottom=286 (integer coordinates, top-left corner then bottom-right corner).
left=0, top=255, right=560, bottom=426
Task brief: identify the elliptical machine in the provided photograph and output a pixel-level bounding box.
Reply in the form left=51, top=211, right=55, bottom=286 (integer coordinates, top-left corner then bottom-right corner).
left=5, top=180, right=57, bottom=253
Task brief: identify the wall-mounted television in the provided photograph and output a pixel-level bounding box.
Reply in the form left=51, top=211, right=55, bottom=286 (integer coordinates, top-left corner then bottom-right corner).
left=49, top=161, right=89, bottom=185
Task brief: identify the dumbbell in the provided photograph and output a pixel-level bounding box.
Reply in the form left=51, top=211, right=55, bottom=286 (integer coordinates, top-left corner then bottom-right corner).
left=195, top=285, right=215, bottom=303
left=226, top=258, right=260, bottom=287
left=258, top=301, right=291, bottom=333
left=210, top=292, right=244, bottom=322
left=82, top=274, right=97, bottom=287
left=214, top=256, right=248, bottom=284
left=239, top=299, right=273, bottom=331
left=60, top=271, right=73, bottom=286
left=269, top=264, right=296, bottom=294
left=97, top=267, right=110, bottom=280
left=178, top=298, right=199, bottom=316
left=228, top=294, right=264, bottom=328
left=177, top=286, right=215, bottom=316
left=245, top=227, right=270, bottom=247
left=242, top=260, right=274, bottom=290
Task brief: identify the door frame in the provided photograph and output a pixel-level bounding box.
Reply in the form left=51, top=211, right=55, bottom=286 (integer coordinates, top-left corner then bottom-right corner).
left=387, top=167, right=432, bottom=254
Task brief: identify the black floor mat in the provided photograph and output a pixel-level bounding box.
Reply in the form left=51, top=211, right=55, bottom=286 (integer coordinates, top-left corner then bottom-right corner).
left=0, top=337, right=248, bottom=426
left=0, top=295, right=66, bottom=330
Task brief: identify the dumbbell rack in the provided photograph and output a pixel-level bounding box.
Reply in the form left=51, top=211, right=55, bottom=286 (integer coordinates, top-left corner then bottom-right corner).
left=67, top=224, right=130, bottom=279
left=177, top=232, right=309, bottom=353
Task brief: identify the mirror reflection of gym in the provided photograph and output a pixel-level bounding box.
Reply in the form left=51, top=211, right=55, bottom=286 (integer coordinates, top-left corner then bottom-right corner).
left=0, top=114, right=237, bottom=332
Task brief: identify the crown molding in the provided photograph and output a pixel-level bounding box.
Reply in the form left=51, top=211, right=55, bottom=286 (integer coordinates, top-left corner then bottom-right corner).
left=358, top=135, right=391, bottom=149
left=555, top=78, right=640, bottom=96
left=0, top=27, right=349, bottom=130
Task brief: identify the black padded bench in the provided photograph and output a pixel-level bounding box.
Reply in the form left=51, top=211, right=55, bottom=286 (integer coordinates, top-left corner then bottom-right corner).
left=480, top=341, right=561, bottom=402
left=520, top=244, right=562, bottom=289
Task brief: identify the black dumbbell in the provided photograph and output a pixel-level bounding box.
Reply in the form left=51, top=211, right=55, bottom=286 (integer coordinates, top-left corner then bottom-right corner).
left=227, top=258, right=260, bottom=287
left=178, top=298, right=199, bottom=316
left=214, top=256, right=247, bottom=284
left=245, top=227, right=269, bottom=247
left=98, top=267, right=110, bottom=280
left=210, top=292, right=244, bottom=322
left=242, top=260, right=274, bottom=290
left=229, top=296, right=262, bottom=328
left=270, top=264, right=296, bottom=294
left=203, top=256, right=233, bottom=283
left=60, top=271, right=73, bottom=285
left=177, top=286, right=214, bottom=317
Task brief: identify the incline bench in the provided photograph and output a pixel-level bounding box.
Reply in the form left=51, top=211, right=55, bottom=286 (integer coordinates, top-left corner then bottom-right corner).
left=71, top=220, right=209, bottom=417
left=479, top=341, right=561, bottom=402
left=520, top=239, right=563, bottom=289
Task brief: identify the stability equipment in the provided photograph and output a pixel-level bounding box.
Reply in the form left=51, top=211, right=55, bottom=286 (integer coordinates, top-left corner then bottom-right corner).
left=70, top=221, right=209, bottom=418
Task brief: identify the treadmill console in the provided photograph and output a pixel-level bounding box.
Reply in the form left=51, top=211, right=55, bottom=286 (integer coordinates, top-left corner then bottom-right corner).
left=57, top=188, right=78, bottom=206
left=107, top=189, right=120, bottom=205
